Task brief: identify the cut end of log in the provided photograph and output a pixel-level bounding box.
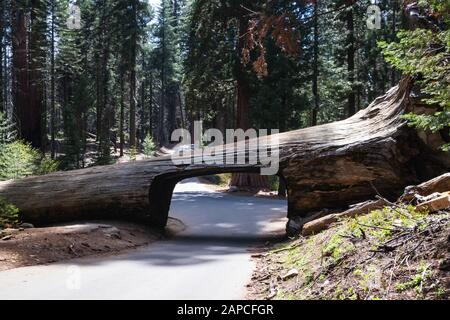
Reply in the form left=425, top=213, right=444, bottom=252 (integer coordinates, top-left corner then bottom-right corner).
left=0, top=77, right=449, bottom=234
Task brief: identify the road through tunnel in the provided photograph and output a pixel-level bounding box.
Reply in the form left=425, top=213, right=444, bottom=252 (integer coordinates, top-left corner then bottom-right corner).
left=147, top=167, right=290, bottom=236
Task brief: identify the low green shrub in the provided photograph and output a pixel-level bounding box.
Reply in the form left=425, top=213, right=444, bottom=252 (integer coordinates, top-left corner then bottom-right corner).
left=37, top=156, right=60, bottom=175
left=0, top=197, right=19, bottom=229
left=129, top=146, right=137, bottom=161
left=0, top=141, right=59, bottom=181
left=143, top=134, right=156, bottom=157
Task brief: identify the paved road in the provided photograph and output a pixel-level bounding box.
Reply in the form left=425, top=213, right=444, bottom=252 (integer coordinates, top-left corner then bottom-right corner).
left=0, top=179, right=287, bottom=300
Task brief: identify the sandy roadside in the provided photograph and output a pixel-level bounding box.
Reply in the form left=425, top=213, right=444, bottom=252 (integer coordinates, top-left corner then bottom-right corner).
left=0, top=218, right=184, bottom=272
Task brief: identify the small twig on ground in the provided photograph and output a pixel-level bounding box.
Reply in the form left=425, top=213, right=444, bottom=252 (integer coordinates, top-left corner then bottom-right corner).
left=419, top=264, right=431, bottom=294
left=386, top=252, right=399, bottom=298
left=400, top=239, right=425, bottom=265
left=270, top=242, right=302, bottom=254
left=375, top=195, right=421, bottom=221
left=356, top=222, right=397, bottom=232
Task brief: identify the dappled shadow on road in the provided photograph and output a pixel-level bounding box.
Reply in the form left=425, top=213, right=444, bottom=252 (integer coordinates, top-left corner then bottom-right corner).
left=70, top=232, right=286, bottom=268
left=25, top=180, right=288, bottom=269
left=169, top=190, right=287, bottom=237
left=171, top=191, right=225, bottom=201
left=127, top=233, right=285, bottom=267
left=65, top=186, right=288, bottom=268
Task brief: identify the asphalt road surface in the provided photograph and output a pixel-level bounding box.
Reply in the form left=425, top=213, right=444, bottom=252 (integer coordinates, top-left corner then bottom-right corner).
left=0, top=179, right=287, bottom=300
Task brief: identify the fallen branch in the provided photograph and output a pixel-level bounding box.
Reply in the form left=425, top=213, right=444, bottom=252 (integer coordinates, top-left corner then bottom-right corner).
left=302, top=199, right=389, bottom=236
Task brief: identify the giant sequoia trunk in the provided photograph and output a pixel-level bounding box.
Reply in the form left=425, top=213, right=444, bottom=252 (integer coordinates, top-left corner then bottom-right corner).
left=230, top=13, right=270, bottom=191
left=12, top=1, right=31, bottom=144
left=0, top=79, right=449, bottom=231
left=28, top=0, right=45, bottom=150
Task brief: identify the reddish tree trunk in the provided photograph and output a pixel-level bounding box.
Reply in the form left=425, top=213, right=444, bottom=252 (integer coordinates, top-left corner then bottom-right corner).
left=12, top=1, right=30, bottom=144
left=230, top=14, right=269, bottom=190
left=28, top=0, right=44, bottom=149
left=119, top=72, right=125, bottom=157
left=311, top=0, right=319, bottom=126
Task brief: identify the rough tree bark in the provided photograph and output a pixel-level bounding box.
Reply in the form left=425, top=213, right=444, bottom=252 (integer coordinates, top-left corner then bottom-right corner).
left=119, top=71, right=125, bottom=157
left=311, top=0, right=319, bottom=126
left=12, top=0, right=30, bottom=144
left=28, top=0, right=45, bottom=150
left=50, top=1, right=56, bottom=158
left=346, top=4, right=356, bottom=118
left=0, top=1, right=3, bottom=114
left=230, top=13, right=269, bottom=190
left=129, top=4, right=137, bottom=149
left=0, top=78, right=449, bottom=231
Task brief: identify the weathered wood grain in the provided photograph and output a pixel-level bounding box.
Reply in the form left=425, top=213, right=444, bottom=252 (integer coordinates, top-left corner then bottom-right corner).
left=0, top=78, right=449, bottom=231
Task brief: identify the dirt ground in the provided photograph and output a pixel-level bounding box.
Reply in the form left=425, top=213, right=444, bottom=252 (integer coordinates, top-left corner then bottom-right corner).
left=0, top=218, right=184, bottom=272
left=198, top=176, right=284, bottom=199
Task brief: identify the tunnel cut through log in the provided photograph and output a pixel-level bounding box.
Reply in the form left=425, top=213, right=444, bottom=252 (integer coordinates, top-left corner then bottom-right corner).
left=0, top=78, right=449, bottom=232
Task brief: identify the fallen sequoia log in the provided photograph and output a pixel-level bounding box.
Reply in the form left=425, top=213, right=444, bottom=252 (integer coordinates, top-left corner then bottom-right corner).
left=0, top=78, right=449, bottom=232
left=301, top=173, right=450, bottom=237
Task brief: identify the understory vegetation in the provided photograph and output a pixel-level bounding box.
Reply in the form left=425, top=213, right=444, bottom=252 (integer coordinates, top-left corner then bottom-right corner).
left=0, top=141, right=59, bottom=181
left=0, top=113, right=57, bottom=229
left=0, top=0, right=415, bottom=170
left=0, top=113, right=58, bottom=181
left=379, top=1, right=450, bottom=150
left=201, top=174, right=280, bottom=192
left=0, top=1, right=447, bottom=168
left=0, top=197, right=19, bottom=229
left=249, top=205, right=449, bottom=300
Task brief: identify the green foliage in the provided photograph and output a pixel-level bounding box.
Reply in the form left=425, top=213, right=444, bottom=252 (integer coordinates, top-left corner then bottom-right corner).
left=129, top=146, right=137, bottom=162
left=268, top=175, right=279, bottom=192
left=143, top=134, right=156, bottom=157
left=323, top=232, right=355, bottom=261
left=379, top=5, right=450, bottom=151
left=348, top=205, right=428, bottom=240
left=37, top=156, right=60, bottom=175
left=202, top=173, right=231, bottom=187
left=395, top=263, right=432, bottom=295
left=0, top=141, right=59, bottom=181
left=184, top=0, right=398, bottom=131
left=0, top=112, right=17, bottom=145
left=322, top=205, right=429, bottom=264
left=0, top=197, right=19, bottom=229
left=417, top=0, right=450, bottom=24
left=0, top=141, right=40, bottom=180
left=94, top=148, right=115, bottom=166
left=1, top=0, right=423, bottom=170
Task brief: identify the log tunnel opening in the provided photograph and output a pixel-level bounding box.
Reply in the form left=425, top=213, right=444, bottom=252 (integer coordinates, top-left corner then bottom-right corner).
left=147, top=168, right=289, bottom=233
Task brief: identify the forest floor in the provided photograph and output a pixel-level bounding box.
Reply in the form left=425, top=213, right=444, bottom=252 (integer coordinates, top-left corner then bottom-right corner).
left=198, top=175, right=282, bottom=199
left=0, top=218, right=184, bottom=272
left=247, top=206, right=450, bottom=300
